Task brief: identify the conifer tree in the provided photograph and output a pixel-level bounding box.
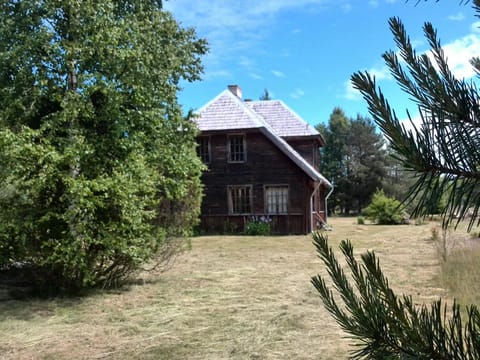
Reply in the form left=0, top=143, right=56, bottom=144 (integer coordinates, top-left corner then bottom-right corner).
left=312, top=1, right=480, bottom=358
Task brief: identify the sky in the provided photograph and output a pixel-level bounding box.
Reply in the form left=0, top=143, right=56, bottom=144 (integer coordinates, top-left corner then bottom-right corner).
left=164, top=0, right=480, bottom=127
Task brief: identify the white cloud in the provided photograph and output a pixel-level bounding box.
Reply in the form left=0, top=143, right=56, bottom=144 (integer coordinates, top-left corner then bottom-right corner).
left=249, top=72, right=264, bottom=80
left=363, top=23, right=480, bottom=92
left=399, top=113, right=421, bottom=134
left=163, top=1, right=332, bottom=76
left=203, top=69, right=232, bottom=80
left=239, top=56, right=255, bottom=68
left=448, top=12, right=465, bottom=22
left=342, top=79, right=362, bottom=101
left=341, top=65, right=391, bottom=99
left=164, top=1, right=331, bottom=36
left=368, top=65, right=392, bottom=81
left=272, top=70, right=286, bottom=78
left=471, top=21, right=480, bottom=33
left=290, top=88, right=305, bottom=99
left=432, top=33, right=480, bottom=79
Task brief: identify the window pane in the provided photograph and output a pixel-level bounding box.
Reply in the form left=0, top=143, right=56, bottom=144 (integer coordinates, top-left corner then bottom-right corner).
left=266, top=186, right=288, bottom=214
left=229, top=135, right=245, bottom=162
left=229, top=186, right=251, bottom=214
left=197, top=137, right=210, bottom=163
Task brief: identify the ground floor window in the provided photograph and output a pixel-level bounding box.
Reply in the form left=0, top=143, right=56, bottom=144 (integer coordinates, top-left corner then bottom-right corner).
left=265, top=186, right=288, bottom=214
left=228, top=185, right=252, bottom=214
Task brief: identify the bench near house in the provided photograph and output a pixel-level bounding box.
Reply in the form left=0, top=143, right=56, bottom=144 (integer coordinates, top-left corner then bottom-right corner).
left=194, top=85, right=332, bottom=235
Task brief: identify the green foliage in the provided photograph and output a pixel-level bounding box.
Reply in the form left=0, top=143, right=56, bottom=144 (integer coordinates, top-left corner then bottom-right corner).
left=311, top=232, right=480, bottom=360
left=0, top=1, right=207, bottom=293
left=245, top=216, right=271, bottom=236
left=357, top=216, right=365, bottom=225
left=363, top=190, right=404, bottom=225
left=316, top=108, right=350, bottom=213
left=222, top=221, right=239, bottom=235
left=317, top=110, right=387, bottom=214
left=312, top=1, right=480, bottom=359
left=381, top=147, right=416, bottom=203
left=259, top=88, right=272, bottom=100
left=382, top=146, right=449, bottom=216
left=351, top=4, right=480, bottom=231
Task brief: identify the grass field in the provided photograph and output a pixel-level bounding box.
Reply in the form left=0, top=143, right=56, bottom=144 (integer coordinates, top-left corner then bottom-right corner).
left=0, top=217, right=469, bottom=359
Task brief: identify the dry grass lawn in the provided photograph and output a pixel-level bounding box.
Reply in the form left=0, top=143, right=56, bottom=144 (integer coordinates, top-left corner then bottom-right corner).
left=0, top=218, right=456, bottom=359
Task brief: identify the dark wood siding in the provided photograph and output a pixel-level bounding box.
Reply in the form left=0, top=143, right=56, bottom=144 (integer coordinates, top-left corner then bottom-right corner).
left=198, top=129, right=315, bottom=234
left=286, top=138, right=319, bottom=168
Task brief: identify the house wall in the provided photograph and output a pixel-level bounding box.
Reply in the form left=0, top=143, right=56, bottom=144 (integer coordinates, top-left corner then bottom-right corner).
left=285, top=138, right=319, bottom=168
left=198, top=130, right=315, bottom=234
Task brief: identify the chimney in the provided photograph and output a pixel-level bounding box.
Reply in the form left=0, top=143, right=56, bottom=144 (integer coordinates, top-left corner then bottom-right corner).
left=228, top=85, right=242, bottom=99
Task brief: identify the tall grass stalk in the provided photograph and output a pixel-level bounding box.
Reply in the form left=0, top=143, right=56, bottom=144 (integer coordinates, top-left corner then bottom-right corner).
left=438, top=247, right=480, bottom=307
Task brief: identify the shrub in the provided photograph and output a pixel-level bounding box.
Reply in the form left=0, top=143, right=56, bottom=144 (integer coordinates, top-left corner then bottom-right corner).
left=363, top=190, right=403, bottom=225
left=245, top=216, right=271, bottom=236
left=357, top=216, right=365, bottom=225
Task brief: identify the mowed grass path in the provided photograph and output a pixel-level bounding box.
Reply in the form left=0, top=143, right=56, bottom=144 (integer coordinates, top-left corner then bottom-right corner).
left=0, top=218, right=449, bottom=359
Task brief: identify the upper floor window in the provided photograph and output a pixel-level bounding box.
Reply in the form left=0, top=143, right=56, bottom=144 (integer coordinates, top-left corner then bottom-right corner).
left=228, top=135, right=246, bottom=162
left=197, top=137, right=211, bottom=164
left=228, top=185, right=252, bottom=214
left=265, top=186, right=288, bottom=214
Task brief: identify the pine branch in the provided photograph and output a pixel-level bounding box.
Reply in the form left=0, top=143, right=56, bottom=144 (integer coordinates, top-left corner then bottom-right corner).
left=351, top=57, right=480, bottom=229
left=312, top=232, right=480, bottom=359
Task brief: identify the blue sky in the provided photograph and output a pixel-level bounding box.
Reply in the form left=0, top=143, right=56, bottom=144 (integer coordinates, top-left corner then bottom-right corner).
left=164, top=1, right=480, bottom=127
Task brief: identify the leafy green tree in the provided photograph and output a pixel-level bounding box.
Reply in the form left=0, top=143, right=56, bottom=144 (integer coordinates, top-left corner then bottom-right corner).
left=312, top=1, right=480, bottom=358
left=0, top=1, right=207, bottom=293
left=317, top=109, right=386, bottom=214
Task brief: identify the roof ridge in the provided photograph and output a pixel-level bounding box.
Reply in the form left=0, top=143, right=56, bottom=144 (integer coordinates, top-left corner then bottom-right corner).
left=275, top=100, right=318, bottom=133
left=195, top=89, right=264, bottom=131
left=245, top=99, right=320, bottom=137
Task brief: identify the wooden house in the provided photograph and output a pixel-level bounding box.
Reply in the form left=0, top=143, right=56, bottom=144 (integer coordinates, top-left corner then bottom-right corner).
left=194, top=85, right=332, bottom=235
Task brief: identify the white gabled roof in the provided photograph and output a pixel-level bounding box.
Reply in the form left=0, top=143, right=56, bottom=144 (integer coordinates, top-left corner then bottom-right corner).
left=245, top=100, right=320, bottom=137
left=194, top=89, right=332, bottom=188
left=195, top=90, right=263, bottom=131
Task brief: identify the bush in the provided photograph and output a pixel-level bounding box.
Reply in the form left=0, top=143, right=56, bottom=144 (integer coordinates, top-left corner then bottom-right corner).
left=357, top=216, right=365, bottom=225
left=363, top=190, right=404, bottom=225
left=245, top=216, right=271, bottom=236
